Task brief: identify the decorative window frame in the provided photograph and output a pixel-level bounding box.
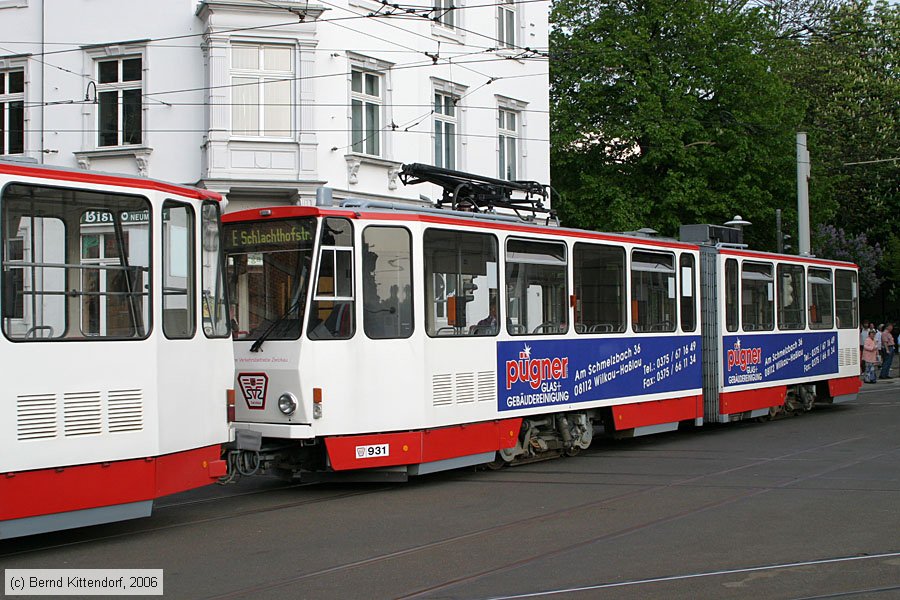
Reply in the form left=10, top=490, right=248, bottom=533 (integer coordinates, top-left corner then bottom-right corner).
left=0, top=55, right=27, bottom=156
left=343, top=53, right=400, bottom=188
left=495, top=95, right=527, bottom=179
left=0, top=0, right=28, bottom=9
left=431, top=78, right=467, bottom=172
left=497, top=0, right=517, bottom=49
left=80, top=41, right=150, bottom=157
left=228, top=39, right=297, bottom=141
left=432, top=0, right=465, bottom=43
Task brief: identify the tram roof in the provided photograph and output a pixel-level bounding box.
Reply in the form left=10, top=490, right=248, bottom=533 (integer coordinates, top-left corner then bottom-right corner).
left=222, top=205, right=703, bottom=251
left=0, top=160, right=222, bottom=202
left=718, top=247, right=858, bottom=269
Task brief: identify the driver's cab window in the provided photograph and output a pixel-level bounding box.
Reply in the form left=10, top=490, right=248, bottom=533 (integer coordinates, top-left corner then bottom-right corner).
left=308, top=217, right=355, bottom=340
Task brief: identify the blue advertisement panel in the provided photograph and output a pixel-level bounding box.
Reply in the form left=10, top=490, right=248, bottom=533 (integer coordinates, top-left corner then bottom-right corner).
left=722, top=332, right=838, bottom=388
left=497, top=335, right=702, bottom=412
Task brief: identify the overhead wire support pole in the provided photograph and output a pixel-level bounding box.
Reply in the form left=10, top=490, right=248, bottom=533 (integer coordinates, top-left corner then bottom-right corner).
left=797, top=132, right=811, bottom=256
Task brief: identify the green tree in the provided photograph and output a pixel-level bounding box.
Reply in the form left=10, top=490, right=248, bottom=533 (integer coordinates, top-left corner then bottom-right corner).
left=777, top=0, right=899, bottom=241
left=550, top=0, right=804, bottom=246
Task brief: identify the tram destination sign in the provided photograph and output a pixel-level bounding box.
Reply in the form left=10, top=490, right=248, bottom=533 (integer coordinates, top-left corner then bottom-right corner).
left=497, top=335, right=702, bottom=412
left=223, top=219, right=315, bottom=251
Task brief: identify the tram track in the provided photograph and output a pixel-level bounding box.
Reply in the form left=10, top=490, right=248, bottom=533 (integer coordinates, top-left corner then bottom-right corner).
left=198, top=433, right=882, bottom=600
left=0, top=484, right=393, bottom=559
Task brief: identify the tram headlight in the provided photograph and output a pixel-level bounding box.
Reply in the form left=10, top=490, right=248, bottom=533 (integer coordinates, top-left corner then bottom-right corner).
left=277, top=393, right=298, bottom=416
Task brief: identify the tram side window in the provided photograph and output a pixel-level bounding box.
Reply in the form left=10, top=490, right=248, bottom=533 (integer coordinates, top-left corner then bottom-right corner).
left=309, top=217, right=355, bottom=340
left=162, top=201, right=195, bottom=339
left=363, top=226, right=413, bottom=339
left=777, top=264, right=805, bottom=330
left=424, top=229, right=498, bottom=337
left=631, top=250, right=676, bottom=333
left=834, top=269, right=858, bottom=329
left=573, top=243, right=624, bottom=334
left=506, top=239, right=568, bottom=335
left=741, top=261, right=774, bottom=331
left=680, top=254, right=696, bottom=332
left=1, top=183, right=150, bottom=341
left=201, top=202, right=230, bottom=338
left=724, top=258, right=738, bottom=333
left=808, top=267, right=834, bottom=329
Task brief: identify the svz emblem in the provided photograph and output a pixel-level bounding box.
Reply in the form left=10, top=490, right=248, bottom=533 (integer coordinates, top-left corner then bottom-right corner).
left=238, top=373, right=268, bottom=410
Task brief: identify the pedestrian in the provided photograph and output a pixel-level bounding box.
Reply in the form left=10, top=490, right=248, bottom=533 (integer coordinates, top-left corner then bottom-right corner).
left=880, top=323, right=895, bottom=379
left=863, top=329, right=878, bottom=384
left=860, top=320, right=870, bottom=374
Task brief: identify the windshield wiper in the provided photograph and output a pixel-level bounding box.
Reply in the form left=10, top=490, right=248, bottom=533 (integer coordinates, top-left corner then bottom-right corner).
left=249, top=264, right=307, bottom=353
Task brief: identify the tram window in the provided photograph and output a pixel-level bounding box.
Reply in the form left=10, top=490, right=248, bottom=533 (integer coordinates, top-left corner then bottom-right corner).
left=1, top=183, right=150, bottom=341
left=573, top=243, right=624, bottom=334
left=680, top=254, right=696, bottom=332
left=224, top=216, right=316, bottom=341
left=631, top=250, right=676, bottom=333
left=724, top=258, right=738, bottom=332
left=201, top=202, right=230, bottom=338
left=808, top=267, right=834, bottom=329
left=309, top=217, right=355, bottom=340
left=834, top=269, right=858, bottom=329
left=741, top=261, right=774, bottom=331
left=506, top=239, right=568, bottom=336
left=162, top=201, right=195, bottom=339
left=363, top=226, right=413, bottom=339
left=424, top=228, right=498, bottom=337
left=777, top=264, right=805, bottom=330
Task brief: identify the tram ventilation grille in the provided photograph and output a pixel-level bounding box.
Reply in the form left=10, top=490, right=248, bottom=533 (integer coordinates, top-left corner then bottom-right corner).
left=477, top=371, right=495, bottom=402
left=432, top=374, right=453, bottom=406
left=108, top=389, right=143, bottom=433
left=455, top=373, right=476, bottom=403
left=838, top=347, right=857, bottom=368
left=16, top=394, right=58, bottom=441
left=64, top=391, right=103, bottom=437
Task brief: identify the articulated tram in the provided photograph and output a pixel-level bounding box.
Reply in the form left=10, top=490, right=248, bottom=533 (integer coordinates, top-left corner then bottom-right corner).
left=223, top=165, right=860, bottom=480
left=0, top=160, right=233, bottom=539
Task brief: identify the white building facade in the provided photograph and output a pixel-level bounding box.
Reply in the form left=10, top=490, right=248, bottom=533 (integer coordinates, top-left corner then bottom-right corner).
left=0, top=0, right=549, bottom=211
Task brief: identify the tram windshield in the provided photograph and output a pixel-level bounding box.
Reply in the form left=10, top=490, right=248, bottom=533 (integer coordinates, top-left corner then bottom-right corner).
left=223, top=218, right=317, bottom=342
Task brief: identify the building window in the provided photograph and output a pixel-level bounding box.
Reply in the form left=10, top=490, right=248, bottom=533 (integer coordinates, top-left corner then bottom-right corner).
left=231, top=43, right=293, bottom=138
left=0, top=69, right=24, bottom=155
left=498, top=0, right=516, bottom=48
left=351, top=69, right=382, bottom=156
left=434, top=92, right=457, bottom=170
left=434, top=0, right=455, bottom=28
left=498, top=108, right=518, bottom=180
left=97, top=57, right=142, bottom=147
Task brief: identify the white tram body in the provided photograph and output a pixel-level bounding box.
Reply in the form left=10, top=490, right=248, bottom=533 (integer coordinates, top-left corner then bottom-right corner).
left=223, top=193, right=860, bottom=480
left=0, top=161, right=233, bottom=539
left=698, top=246, right=861, bottom=422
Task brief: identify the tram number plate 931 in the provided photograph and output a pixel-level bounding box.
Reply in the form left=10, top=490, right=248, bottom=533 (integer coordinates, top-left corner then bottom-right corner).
left=355, top=444, right=390, bottom=459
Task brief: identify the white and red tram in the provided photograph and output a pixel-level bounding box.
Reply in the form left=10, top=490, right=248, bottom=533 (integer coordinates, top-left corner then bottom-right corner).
left=0, top=160, right=233, bottom=538
left=222, top=166, right=860, bottom=481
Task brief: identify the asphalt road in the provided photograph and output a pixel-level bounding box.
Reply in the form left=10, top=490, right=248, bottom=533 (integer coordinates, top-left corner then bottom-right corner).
left=3, top=383, right=899, bottom=600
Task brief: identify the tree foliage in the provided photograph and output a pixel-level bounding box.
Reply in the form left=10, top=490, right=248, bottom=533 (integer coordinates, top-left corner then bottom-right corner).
left=550, top=0, right=803, bottom=247
left=550, top=0, right=898, bottom=297
left=812, top=224, right=883, bottom=296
